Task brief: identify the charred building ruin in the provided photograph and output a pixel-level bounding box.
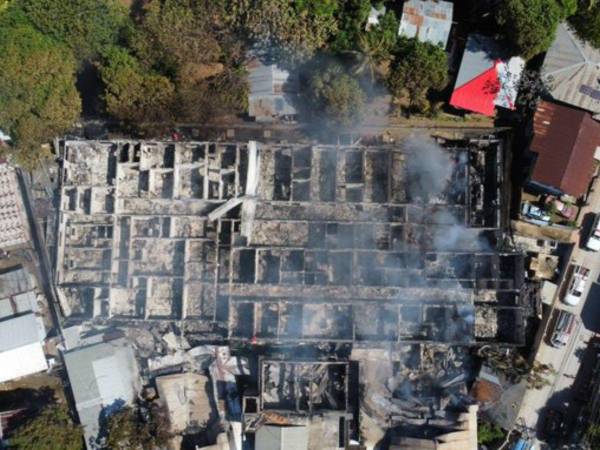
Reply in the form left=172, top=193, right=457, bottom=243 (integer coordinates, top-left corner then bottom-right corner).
left=55, top=138, right=527, bottom=346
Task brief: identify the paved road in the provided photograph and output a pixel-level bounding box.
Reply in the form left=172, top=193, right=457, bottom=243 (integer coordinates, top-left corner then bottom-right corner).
left=517, top=180, right=600, bottom=443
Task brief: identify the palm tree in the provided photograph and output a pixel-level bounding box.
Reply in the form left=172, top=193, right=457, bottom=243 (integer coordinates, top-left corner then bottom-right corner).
left=347, top=32, right=390, bottom=82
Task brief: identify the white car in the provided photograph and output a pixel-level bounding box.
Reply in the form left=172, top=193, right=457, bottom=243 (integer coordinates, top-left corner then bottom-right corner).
left=587, top=214, right=600, bottom=251
left=550, top=310, right=576, bottom=348
left=562, top=265, right=590, bottom=306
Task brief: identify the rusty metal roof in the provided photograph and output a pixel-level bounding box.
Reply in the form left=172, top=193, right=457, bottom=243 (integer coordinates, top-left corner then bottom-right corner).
left=530, top=100, right=600, bottom=197
left=398, top=0, right=453, bottom=47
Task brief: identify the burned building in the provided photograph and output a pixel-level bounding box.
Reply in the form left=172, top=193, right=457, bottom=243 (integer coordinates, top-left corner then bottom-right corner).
left=55, top=138, right=526, bottom=345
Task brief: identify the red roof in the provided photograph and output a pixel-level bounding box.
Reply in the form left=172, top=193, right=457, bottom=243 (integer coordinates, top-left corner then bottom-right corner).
left=530, top=101, right=600, bottom=197
left=450, top=64, right=500, bottom=116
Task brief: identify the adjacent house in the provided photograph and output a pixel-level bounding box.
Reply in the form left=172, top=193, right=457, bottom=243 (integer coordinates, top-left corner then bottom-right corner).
left=542, top=23, right=600, bottom=115
left=450, top=34, right=524, bottom=116
left=0, top=312, right=47, bottom=383
left=63, top=338, right=141, bottom=449
left=398, top=0, right=453, bottom=47
left=528, top=100, right=600, bottom=198
left=0, top=162, right=29, bottom=249
left=247, top=57, right=298, bottom=122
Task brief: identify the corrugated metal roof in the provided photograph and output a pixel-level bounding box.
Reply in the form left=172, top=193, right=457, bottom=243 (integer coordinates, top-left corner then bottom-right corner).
left=455, top=34, right=501, bottom=89
left=0, top=312, right=45, bottom=352
left=247, top=58, right=298, bottom=121
left=63, top=338, right=140, bottom=449
left=256, top=425, right=309, bottom=450
left=398, top=0, right=453, bottom=47
left=542, top=23, right=600, bottom=114
left=0, top=342, right=48, bottom=383
left=530, top=100, right=600, bottom=197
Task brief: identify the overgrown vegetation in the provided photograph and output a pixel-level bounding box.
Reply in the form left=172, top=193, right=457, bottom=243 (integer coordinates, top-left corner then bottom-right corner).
left=571, top=0, right=600, bottom=48
left=478, top=421, right=505, bottom=445
left=101, top=403, right=170, bottom=450
left=9, top=403, right=84, bottom=450
left=387, top=38, right=448, bottom=115
left=0, top=6, right=80, bottom=167
left=496, top=0, right=578, bottom=59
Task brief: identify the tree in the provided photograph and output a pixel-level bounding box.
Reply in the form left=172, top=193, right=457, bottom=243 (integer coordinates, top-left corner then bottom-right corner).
left=571, top=0, right=600, bottom=48
left=349, top=11, right=399, bottom=80
left=19, top=0, right=130, bottom=60
left=226, top=0, right=338, bottom=63
left=496, top=0, right=571, bottom=59
left=0, top=7, right=80, bottom=167
left=10, top=403, right=84, bottom=450
left=330, top=0, right=372, bottom=52
left=99, top=46, right=175, bottom=127
left=103, top=404, right=170, bottom=450
left=387, top=38, right=448, bottom=114
left=305, top=62, right=366, bottom=129
left=478, top=421, right=505, bottom=445
left=129, top=0, right=224, bottom=77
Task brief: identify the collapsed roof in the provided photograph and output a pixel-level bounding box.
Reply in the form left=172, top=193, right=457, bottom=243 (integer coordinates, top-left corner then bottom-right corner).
left=55, top=138, right=527, bottom=346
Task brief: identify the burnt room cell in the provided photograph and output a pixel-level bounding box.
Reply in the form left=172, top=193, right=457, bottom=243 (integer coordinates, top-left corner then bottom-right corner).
left=346, top=187, right=363, bottom=203
left=369, top=151, right=389, bottom=203
left=345, top=150, right=364, bottom=183
left=221, top=145, right=237, bottom=168
left=293, top=147, right=312, bottom=179
left=236, top=249, right=256, bottom=283
left=232, top=303, right=255, bottom=338
left=163, top=145, right=175, bottom=168
left=282, top=250, right=304, bottom=271
left=259, top=251, right=280, bottom=284
left=258, top=303, right=279, bottom=338
left=292, top=181, right=310, bottom=201
left=274, top=150, right=292, bottom=201
left=319, top=150, right=337, bottom=202
left=308, top=223, right=326, bottom=248
left=330, top=252, right=352, bottom=285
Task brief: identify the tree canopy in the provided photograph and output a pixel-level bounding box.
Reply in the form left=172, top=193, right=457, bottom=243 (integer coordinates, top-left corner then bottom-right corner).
left=226, top=0, right=338, bottom=63
left=9, top=403, right=84, bottom=450
left=387, top=38, right=448, bottom=113
left=496, top=0, right=576, bottom=59
left=304, top=61, right=366, bottom=129
left=99, top=46, right=175, bottom=127
left=0, top=7, right=80, bottom=166
left=19, top=0, right=130, bottom=61
left=571, top=0, right=600, bottom=48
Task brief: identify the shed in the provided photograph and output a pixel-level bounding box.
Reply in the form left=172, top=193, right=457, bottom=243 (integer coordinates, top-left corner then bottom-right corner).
left=450, top=34, right=524, bottom=116
left=0, top=312, right=47, bottom=383
left=398, top=0, right=453, bottom=47
left=247, top=58, right=298, bottom=122
left=542, top=23, right=600, bottom=115
left=63, top=338, right=140, bottom=449
left=528, top=100, right=600, bottom=198
left=255, top=424, right=309, bottom=450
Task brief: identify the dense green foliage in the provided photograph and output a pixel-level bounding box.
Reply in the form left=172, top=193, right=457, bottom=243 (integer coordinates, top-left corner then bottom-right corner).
left=496, top=0, right=577, bottom=59
left=99, top=46, right=175, bottom=127
left=10, top=404, right=84, bottom=450
left=477, top=421, right=505, bottom=445
left=226, top=0, right=338, bottom=63
left=103, top=404, right=170, bottom=450
left=19, top=0, right=130, bottom=60
left=305, top=62, right=366, bottom=129
left=571, top=0, right=600, bottom=48
left=0, top=7, right=80, bottom=166
left=387, top=38, right=448, bottom=113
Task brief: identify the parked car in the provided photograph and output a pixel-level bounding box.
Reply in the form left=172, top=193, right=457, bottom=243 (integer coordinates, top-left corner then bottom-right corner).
left=521, top=202, right=551, bottom=223
left=550, top=310, right=576, bottom=348
left=587, top=214, right=600, bottom=251
left=563, top=265, right=590, bottom=306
